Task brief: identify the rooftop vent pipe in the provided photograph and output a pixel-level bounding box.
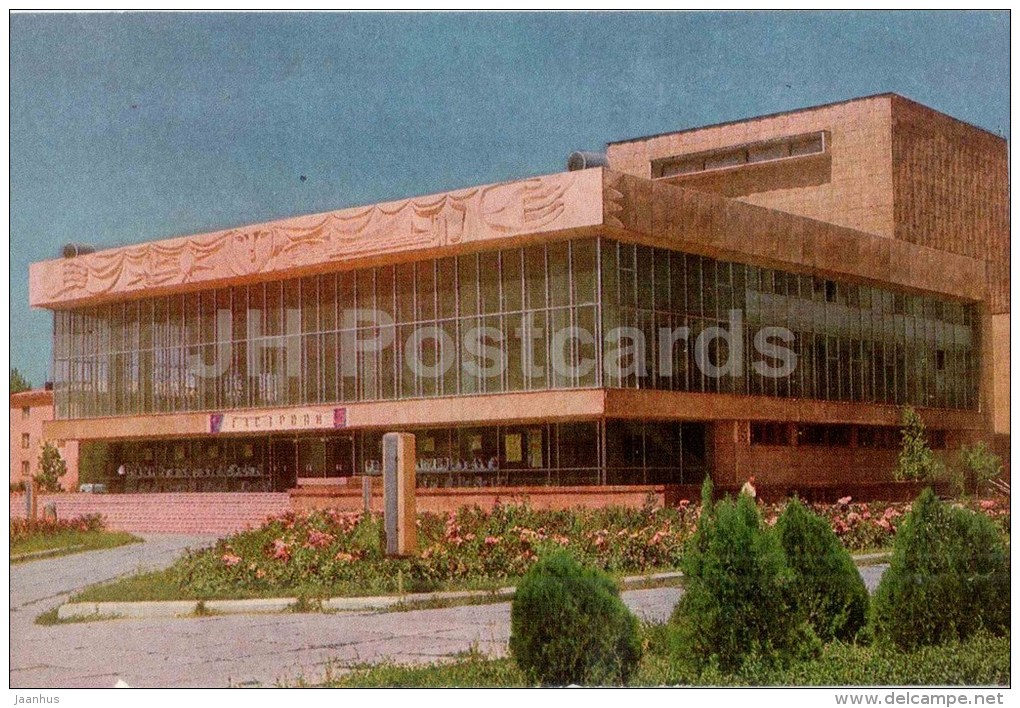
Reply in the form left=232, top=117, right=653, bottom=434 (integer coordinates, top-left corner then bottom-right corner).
left=567, top=151, right=609, bottom=171
left=61, top=243, right=96, bottom=259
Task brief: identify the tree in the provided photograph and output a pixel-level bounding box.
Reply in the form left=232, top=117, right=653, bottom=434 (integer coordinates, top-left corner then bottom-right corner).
left=894, top=407, right=942, bottom=482
left=957, top=441, right=1003, bottom=494
left=10, top=368, right=32, bottom=394
left=36, top=442, right=67, bottom=492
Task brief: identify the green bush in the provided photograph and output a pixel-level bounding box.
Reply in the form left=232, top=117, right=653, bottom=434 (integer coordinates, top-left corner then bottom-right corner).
left=639, top=624, right=1009, bottom=687
left=774, top=498, right=869, bottom=642
left=670, top=493, right=816, bottom=673
left=509, top=551, right=642, bottom=686
left=957, top=441, right=1003, bottom=494
left=872, top=488, right=1010, bottom=650
left=895, top=407, right=943, bottom=482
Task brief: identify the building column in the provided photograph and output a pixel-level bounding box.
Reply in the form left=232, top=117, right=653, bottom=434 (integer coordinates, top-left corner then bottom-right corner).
left=707, top=420, right=741, bottom=487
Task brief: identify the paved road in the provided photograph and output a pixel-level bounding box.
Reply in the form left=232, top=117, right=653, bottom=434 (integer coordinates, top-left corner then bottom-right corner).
left=10, top=537, right=888, bottom=688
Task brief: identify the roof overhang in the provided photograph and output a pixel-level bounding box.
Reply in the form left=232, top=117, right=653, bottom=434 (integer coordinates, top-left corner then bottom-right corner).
left=30, top=168, right=987, bottom=310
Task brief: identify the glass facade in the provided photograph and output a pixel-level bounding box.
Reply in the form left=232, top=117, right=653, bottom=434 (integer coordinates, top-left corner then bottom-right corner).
left=94, top=419, right=707, bottom=491
left=52, top=237, right=979, bottom=418
left=600, top=241, right=979, bottom=409
left=53, top=240, right=599, bottom=418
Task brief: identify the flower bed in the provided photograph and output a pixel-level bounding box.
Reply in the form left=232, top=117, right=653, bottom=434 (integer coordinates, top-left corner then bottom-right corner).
left=10, top=513, right=105, bottom=545
left=164, top=496, right=1008, bottom=599
left=173, top=503, right=695, bottom=597
left=10, top=513, right=139, bottom=561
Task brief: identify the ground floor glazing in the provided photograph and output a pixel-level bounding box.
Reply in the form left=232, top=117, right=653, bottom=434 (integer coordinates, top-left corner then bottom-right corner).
left=92, top=419, right=709, bottom=492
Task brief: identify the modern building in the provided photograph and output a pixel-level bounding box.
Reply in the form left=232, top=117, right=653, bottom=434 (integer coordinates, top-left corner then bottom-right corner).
left=10, top=389, right=79, bottom=490
left=29, top=94, right=1008, bottom=498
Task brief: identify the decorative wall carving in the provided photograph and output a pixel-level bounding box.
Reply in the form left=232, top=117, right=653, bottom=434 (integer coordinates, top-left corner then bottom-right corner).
left=33, top=171, right=599, bottom=307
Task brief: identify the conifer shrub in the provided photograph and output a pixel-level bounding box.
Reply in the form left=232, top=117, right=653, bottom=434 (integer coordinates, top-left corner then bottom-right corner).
left=509, top=551, right=642, bottom=686
left=872, top=488, right=1010, bottom=650
left=670, top=493, right=816, bottom=673
left=775, top=498, right=869, bottom=642
left=35, top=442, right=68, bottom=493
left=895, top=407, right=943, bottom=482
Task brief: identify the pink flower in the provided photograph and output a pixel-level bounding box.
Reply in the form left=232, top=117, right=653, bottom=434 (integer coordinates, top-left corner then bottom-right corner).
left=221, top=553, right=242, bottom=567
left=270, top=538, right=291, bottom=561
left=980, top=500, right=997, bottom=510
left=305, top=529, right=335, bottom=549
left=678, top=499, right=691, bottom=508
left=647, top=530, right=668, bottom=546
left=484, top=536, right=500, bottom=546
left=837, top=496, right=853, bottom=506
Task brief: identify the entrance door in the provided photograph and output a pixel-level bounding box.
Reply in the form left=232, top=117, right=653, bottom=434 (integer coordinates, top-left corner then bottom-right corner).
left=270, top=438, right=298, bottom=491
left=295, top=435, right=355, bottom=483
left=325, top=435, right=355, bottom=478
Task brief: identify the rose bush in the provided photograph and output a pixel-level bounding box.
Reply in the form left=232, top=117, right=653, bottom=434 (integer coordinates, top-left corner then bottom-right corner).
left=173, top=504, right=697, bottom=596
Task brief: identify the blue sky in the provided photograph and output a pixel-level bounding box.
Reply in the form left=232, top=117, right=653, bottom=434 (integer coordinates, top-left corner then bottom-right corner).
left=9, top=11, right=1009, bottom=387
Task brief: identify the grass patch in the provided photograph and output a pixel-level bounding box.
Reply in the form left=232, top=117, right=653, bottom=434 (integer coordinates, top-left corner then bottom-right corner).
left=326, top=650, right=526, bottom=688
left=11, top=529, right=141, bottom=562
left=34, top=608, right=60, bottom=626
left=325, top=629, right=1010, bottom=687
left=34, top=607, right=124, bottom=626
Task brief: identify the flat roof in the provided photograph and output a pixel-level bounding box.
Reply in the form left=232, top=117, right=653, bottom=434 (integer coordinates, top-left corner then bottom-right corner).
left=607, top=92, right=1005, bottom=146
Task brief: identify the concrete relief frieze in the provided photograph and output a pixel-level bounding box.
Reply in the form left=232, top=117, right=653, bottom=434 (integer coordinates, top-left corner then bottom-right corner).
left=37, top=171, right=589, bottom=305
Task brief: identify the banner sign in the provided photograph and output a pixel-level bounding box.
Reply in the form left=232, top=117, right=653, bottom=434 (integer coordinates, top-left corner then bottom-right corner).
left=209, top=407, right=349, bottom=433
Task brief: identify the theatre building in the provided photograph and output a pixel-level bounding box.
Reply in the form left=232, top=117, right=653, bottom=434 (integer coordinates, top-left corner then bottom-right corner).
left=30, top=94, right=1009, bottom=501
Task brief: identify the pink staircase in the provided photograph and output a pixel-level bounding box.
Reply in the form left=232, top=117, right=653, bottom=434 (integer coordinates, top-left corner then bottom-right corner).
left=9, top=493, right=291, bottom=535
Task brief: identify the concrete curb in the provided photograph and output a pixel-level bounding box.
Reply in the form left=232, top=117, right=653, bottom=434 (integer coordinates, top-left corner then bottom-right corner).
left=54, top=573, right=672, bottom=621
left=852, top=552, right=893, bottom=564
left=11, top=545, right=86, bottom=563
left=322, top=587, right=516, bottom=612
left=204, top=598, right=297, bottom=614
left=54, top=555, right=885, bottom=621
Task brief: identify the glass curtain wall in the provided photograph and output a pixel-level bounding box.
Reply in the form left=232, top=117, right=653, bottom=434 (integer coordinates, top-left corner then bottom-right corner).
left=600, top=240, right=979, bottom=410
left=52, top=240, right=599, bottom=418
left=52, top=237, right=978, bottom=418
